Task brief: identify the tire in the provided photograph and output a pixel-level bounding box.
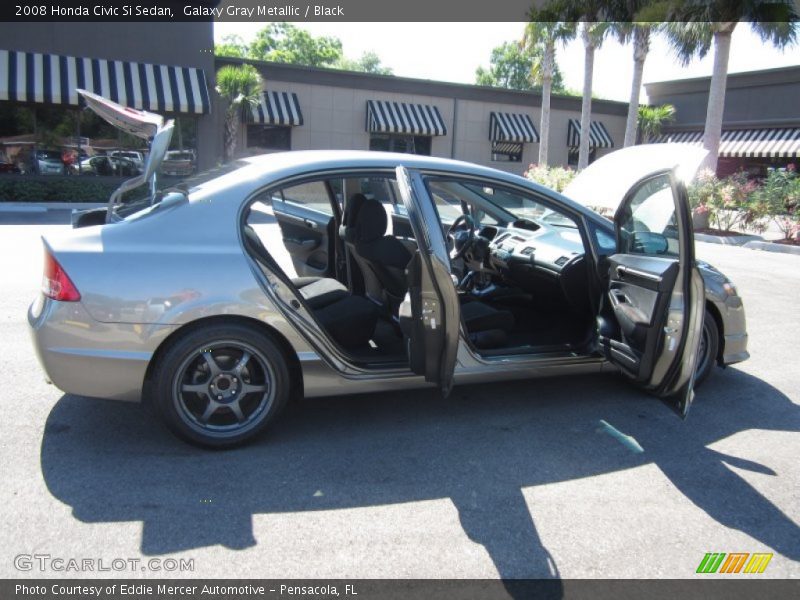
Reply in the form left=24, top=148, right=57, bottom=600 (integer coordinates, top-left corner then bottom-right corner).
left=694, top=309, right=720, bottom=388
left=151, top=323, right=291, bottom=448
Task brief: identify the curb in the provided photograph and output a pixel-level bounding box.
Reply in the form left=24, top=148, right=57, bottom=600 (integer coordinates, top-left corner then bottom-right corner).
left=743, top=240, right=800, bottom=256
left=0, top=202, right=105, bottom=212
left=694, top=232, right=763, bottom=246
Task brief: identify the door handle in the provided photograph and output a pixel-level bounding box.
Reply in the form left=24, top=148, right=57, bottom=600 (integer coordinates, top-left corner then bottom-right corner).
left=303, top=219, right=318, bottom=229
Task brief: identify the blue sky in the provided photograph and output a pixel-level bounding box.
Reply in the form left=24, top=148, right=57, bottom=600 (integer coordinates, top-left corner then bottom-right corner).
left=214, top=22, right=800, bottom=102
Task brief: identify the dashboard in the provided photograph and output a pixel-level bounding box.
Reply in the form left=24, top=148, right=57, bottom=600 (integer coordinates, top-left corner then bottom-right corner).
left=481, top=220, right=585, bottom=275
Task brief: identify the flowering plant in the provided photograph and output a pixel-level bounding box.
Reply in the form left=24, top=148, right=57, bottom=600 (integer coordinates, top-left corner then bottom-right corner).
left=524, top=164, right=576, bottom=193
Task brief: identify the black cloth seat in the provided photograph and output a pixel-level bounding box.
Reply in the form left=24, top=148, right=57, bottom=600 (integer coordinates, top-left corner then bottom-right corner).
left=243, top=225, right=377, bottom=350
left=291, top=276, right=348, bottom=309
left=347, top=196, right=412, bottom=310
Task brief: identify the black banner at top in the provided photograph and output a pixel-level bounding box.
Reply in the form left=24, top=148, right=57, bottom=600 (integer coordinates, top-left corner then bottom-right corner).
left=3, top=0, right=799, bottom=22
left=1, top=0, right=546, bottom=22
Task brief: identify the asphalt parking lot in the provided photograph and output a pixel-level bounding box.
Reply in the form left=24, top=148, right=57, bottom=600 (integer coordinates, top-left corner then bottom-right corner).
left=1, top=213, right=798, bottom=582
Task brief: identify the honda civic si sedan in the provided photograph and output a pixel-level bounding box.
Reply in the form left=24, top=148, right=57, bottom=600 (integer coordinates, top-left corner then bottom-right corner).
left=28, top=93, right=748, bottom=448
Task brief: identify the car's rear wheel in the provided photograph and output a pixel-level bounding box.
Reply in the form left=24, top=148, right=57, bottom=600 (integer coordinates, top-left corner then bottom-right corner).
left=694, top=309, right=719, bottom=388
left=152, top=324, right=290, bottom=448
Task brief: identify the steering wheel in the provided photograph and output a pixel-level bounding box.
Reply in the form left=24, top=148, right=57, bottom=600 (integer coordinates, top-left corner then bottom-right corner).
left=447, top=214, right=475, bottom=260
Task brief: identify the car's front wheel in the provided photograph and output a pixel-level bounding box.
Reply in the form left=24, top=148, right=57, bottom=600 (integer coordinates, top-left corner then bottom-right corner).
left=152, top=323, right=291, bottom=448
left=694, top=309, right=720, bottom=388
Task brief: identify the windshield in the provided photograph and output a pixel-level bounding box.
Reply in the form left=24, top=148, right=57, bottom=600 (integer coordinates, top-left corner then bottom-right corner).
left=463, top=182, right=577, bottom=228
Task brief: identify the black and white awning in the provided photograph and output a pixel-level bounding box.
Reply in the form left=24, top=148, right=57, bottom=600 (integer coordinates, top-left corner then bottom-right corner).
left=655, top=128, right=800, bottom=158
left=366, top=100, right=447, bottom=136
left=489, top=112, right=539, bottom=143
left=567, top=119, right=614, bottom=148
left=0, top=49, right=210, bottom=114
left=250, top=91, right=303, bottom=126
left=492, top=141, right=524, bottom=155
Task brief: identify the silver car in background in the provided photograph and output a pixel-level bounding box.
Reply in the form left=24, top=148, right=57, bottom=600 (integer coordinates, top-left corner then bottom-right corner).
left=28, top=92, right=748, bottom=448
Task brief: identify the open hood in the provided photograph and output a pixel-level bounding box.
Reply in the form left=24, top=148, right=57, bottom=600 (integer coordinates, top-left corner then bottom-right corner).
left=562, top=144, right=709, bottom=215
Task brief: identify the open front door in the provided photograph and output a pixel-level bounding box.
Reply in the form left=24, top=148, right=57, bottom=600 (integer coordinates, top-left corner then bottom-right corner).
left=396, top=166, right=460, bottom=397
left=602, top=170, right=705, bottom=417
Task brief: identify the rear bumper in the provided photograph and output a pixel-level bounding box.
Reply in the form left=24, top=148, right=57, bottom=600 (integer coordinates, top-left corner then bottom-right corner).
left=28, top=295, right=174, bottom=402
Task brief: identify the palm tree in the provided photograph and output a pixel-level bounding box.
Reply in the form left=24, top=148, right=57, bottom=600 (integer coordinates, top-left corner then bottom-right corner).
left=663, top=2, right=798, bottom=171
left=637, top=104, right=676, bottom=143
left=215, top=64, right=262, bottom=162
left=611, top=12, right=661, bottom=148
left=577, top=21, right=611, bottom=169
left=521, top=21, right=576, bottom=165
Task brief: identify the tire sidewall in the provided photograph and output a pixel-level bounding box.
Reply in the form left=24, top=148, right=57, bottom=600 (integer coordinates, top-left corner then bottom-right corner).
left=695, top=309, right=720, bottom=388
left=152, top=324, right=290, bottom=448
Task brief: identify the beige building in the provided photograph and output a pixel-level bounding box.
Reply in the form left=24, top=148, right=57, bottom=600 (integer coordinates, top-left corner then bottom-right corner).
left=218, top=57, right=628, bottom=175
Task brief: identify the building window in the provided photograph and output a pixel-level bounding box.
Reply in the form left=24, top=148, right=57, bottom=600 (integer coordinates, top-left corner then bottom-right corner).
left=369, top=134, right=432, bottom=156
left=247, top=125, right=291, bottom=150
left=567, top=148, right=597, bottom=167
left=491, top=142, right=523, bottom=163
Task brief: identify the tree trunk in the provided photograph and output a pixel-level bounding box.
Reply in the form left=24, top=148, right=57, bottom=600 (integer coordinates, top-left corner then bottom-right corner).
left=624, top=27, right=649, bottom=148
left=702, top=23, right=736, bottom=173
left=538, top=40, right=555, bottom=166
left=578, top=24, right=595, bottom=171
left=224, top=108, right=240, bottom=162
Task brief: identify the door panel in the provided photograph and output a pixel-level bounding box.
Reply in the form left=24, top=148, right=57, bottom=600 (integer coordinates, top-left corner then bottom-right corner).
left=272, top=181, right=336, bottom=278
left=396, top=166, right=460, bottom=397
left=604, top=170, right=704, bottom=417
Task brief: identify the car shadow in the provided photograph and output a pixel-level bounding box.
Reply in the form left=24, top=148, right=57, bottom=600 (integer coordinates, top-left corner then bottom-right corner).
left=40, top=368, right=799, bottom=589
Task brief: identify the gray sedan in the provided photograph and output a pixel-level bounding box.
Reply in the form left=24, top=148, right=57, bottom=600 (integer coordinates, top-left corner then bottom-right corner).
left=28, top=93, right=748, bottom=448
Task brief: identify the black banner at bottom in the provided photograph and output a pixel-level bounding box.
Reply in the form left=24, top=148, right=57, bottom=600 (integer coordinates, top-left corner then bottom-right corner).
left=4, top=579, right=800, bottom=600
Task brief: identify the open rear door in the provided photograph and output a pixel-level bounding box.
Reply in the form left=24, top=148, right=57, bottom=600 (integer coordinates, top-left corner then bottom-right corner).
left=601, top=169, right=705, bottom=417
left=396, top=166, right=460, bottom=397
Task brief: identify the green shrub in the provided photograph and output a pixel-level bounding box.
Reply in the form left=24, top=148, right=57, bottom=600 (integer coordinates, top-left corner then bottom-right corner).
left=751, top=166, right=800, bottom=239
left=0, top=177, right=144, bottom=203
left=687, top=169, right=765, bottom=233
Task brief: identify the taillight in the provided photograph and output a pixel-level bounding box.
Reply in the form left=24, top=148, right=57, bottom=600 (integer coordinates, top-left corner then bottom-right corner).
left=42, top=251, right=81, bottom=302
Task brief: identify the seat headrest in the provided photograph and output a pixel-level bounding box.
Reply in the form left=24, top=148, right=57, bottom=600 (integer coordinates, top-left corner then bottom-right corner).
left=341, top=193, right=368, bottom=244
left=344, top=193, right=367, bottom=226
left=354, top=198, right=388, bottom=243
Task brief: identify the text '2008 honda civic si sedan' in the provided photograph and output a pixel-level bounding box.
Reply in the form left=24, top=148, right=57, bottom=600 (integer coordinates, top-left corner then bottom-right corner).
left=28, top=91, right=748, bottom=447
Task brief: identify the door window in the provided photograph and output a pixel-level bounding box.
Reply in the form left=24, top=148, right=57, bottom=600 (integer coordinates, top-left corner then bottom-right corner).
left=278, top=180, right=334, bottom=216
left=617, top=174, right=679, bottom=257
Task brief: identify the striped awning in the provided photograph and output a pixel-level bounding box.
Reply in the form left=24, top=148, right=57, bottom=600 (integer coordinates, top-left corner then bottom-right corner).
left=366, top=100, right=447, bottom=136
left=250, top=91, right=303, bottom=126
left=489, top=112, right=539, bottom=143
left=0, top=49, right=210, bottom=114
left=654, top=128, right=800, bottom=158
left=567, top=119, right=614, bottom=148
left=492, top=142, right=524, bottom=155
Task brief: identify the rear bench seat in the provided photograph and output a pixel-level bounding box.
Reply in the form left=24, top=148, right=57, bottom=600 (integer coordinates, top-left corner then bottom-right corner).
left=243, top=226, right=378, bottom=350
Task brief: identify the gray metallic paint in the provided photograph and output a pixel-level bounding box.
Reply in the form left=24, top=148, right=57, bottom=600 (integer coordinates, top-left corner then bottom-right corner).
left=28, top=151, right=749, bottom=405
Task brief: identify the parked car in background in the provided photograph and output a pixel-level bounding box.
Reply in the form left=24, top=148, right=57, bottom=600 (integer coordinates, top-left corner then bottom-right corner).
left=71, top=155, right=142, bottom=177
left=31, top=149, right=65, bottom=175
left=0, top=159, right=21, bottom=174
left=160, top=150, right=196, bottom=177
left=110, top=150, right=145, bottom=171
